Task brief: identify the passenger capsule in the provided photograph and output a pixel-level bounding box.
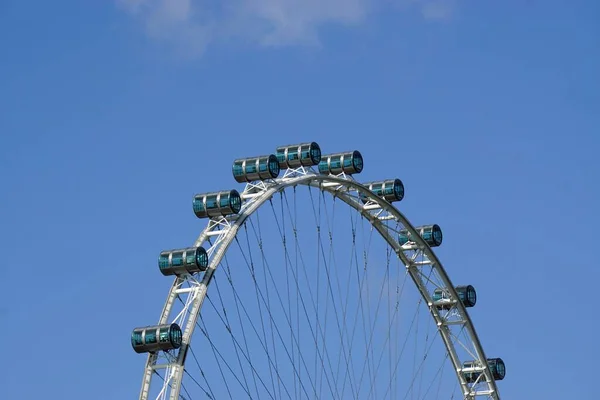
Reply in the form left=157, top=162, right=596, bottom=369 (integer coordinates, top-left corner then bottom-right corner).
left=318, top=150, right=364, bottom=175
left=131, top=323, right=183, bottom=354
left=432, top=285, right=477, bottom=310
left=398, top=224, right=443, bottom=247
left=158, top=246, right=208, bottom=276
left=463, top=358, right=506, bottom=383
left=193, top=190, right=242, bottom=219
left=232, top=154, right=280, bottom=183
left=360, top=179, right=404, bottom=203
left=276, top=142, right=322, bottom=169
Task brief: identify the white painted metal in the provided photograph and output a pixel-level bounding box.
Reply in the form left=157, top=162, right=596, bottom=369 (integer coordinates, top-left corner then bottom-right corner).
left=138, top=167, right=500, bottom=400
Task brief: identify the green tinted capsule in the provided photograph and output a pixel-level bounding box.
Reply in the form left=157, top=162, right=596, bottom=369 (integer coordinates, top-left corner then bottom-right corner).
left=318, top=150, right=364, bottom=175
left=232, top=154, right=280, bottom=183
left=193, top=190, right=242, bottom=219
left=276, top=142, right=322, bottom=169
left=432, top=285, right=477, bottom=310
left=398, top=224, right=443, bottom=247
left=360, top=178, right=404, bottom=203
left=131, top=323, right=183, bottom=354
left=158, top=246, right=208, bottom=276
left=463, top=358, right=506, bottom=383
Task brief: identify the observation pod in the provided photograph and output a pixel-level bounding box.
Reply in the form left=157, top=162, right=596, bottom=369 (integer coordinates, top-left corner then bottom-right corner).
left=360, top=178, right=405, bottom=203
left=432, top=285, right=477, bottom=310
left=193, top=190, right=242, bottom=219
left=158, top=246, right=208, bottom=276
left=463, top=358, right=506, bottom=383
left=398, top=224, right=443, bottom=247
left=131, top=323, right=183, bottom=354
left=276, top=142, right=322, bottom=169
left=318, top=150, right=364, bottom=176
left=232, top=154, right=280, bottom=183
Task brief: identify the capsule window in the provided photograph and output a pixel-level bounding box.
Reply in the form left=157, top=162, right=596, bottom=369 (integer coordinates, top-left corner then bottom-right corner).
left=383, top=185, right=393, bottom=196
left=230, top=192, right=241, bottom=213
left=300, top=149, right=310, bottom=161
left=495, top=360, right=506, bottom=378
left=145, top=330, right=157, bottom=344
left=232, top=164, right=244, bottom=178
left=245, top=162, right=257, bottom=174
left=287, top=149, right=299, bottom=163
left=309, top=145, right=321, bottom=164
left=330, top=156, right=342, bottom=169
left=158, top=254, right=169, bottom=270
left=343, top=157, right=353, bottom=168
left=318, top=163, right=329, bottom=174
left=193, top=198, right=205, bottom=214
left=205, top=195, right=218, bottom=210
left=171, top=252, right=184, bottom=267
left=467, top=288, right=476, bottom=305
left=185, top=250, right=195, bottom=265
left=394, top=180, right=404, bottom=200
left=132, top=330, right=143, bottom=346
left=219, top=195, right=230, bottom=208
left=433, top=226, right=443, bottom=245
left=352, top=153, right=363, bottom=172
left=158, top=327, right=170, bottom=343
left=269, top=157, right=280, bottom=175
left=196, top=249, right=208, bottom=267
left=171, top=326, right=182, bottom=345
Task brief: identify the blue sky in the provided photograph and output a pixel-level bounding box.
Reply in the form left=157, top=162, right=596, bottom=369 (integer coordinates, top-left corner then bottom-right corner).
left=1, top=0, right=598, bottom=399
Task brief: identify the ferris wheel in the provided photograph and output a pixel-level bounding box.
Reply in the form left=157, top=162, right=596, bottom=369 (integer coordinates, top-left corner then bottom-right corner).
left=131, top=142, right=506, bottom=400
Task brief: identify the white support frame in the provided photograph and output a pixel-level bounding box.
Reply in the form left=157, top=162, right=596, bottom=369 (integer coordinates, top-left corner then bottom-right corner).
left=138, top=167, right=501, bottom=400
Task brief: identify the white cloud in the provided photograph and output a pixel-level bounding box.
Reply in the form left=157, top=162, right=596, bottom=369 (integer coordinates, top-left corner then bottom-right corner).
left=116, top=0, right=456, bottom=57
left=421, top=0, right=455, bottom=20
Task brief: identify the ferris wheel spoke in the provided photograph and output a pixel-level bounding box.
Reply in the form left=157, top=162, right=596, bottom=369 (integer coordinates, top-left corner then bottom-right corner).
left=337, top=199, right=363, bottom=399
left=197, top=314, right=258, bottom=399
left=223, top=254, right=271, bottom=399
left=153, top=371, right=189, bottom=400
left=186, top=345, right=218, bottom=399
left=402, top=327, right=440, bottom=400
left=275, top=190, right=340, bottom=399
left=328, top=190, right=362, bottom=399
left=181, top=368, right=209, bottom=400
left=202, top=263, right=257, bottom=398
left=380, top=295, right=422, bottom=400
left=417, top=311, right=432, bottom=398
left=306, top=186, right=326, bottom=399
left=204, top=279, right=293, bottom=400
left=363, top=238, right=397, bottom=400
left=240, top=222, right=278, bottom=398
left=201, top=251, right=290, bottom=399
left=424, top=352, right=448, bottom=400
left=315, top=190, right=361, bottom=400
left=227, top=209, right=306, bottom=398
left=235, top=214, right=323, bottom=400
left=211, top=273, right=256, bottom=397
left=252, top=213, right=284, bottom=399
left=321, top=190, right=356, bottom=400
left=219, top=250, right=296, bottom=399
left=303, top=187, right=337, bottom=398
left=273, top=192, right=297, bottom=399
left=192, top=315, right=234, bottom=400
left=360, top=214, right=382, bottom=399
left=356, top=213, right=396, bottom=400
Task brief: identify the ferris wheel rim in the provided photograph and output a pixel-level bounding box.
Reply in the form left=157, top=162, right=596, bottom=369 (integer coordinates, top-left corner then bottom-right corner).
left=140, top=169, right=500, bottom=400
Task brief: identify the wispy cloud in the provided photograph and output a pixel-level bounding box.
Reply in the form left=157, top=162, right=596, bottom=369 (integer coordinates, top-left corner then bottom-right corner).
left=116, top=0, right=456, bottom=57
left=421, top=0, right=456, bottom=20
